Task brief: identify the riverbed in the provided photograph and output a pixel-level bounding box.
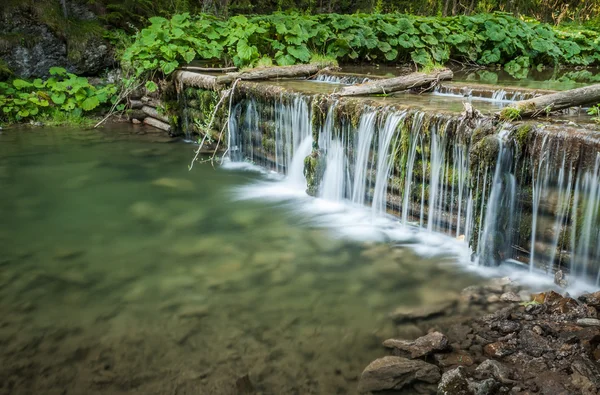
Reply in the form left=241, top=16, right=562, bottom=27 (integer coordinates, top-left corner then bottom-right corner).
left=0, top=124, right=533, bottom=394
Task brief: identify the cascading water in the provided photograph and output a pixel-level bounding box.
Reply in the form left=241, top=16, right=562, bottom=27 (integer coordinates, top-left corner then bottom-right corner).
left=215, top=83, right=600, bottom=287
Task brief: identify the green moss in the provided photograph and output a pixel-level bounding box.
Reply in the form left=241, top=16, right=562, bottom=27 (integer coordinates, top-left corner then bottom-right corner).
left=514, top=123, right=533, bottom=148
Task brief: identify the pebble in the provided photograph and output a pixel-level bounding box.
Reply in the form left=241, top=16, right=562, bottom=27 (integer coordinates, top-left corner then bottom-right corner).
left=576, top=318, right=600, bottom=327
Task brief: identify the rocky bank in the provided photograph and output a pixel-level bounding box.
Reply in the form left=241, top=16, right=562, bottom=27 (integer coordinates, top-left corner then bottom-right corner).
left=0, top=1, right=114, bottom=78
left=358, top=279, right=600, bottom=395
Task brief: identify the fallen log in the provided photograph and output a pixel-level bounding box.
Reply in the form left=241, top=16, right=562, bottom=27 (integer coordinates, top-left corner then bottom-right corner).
left=216, top=63, right=333, bottom=85
left=499, top=83, right=600, bottom=119
left=143, top=117, right=171, bottom=132
left=129, top=99, right=143, bottom=109
left=142, top=105, right=169, bottom=123
left=333, top=69, right=453, bottom=97
left=178, top=66, right=238, bottom=72
left=173, top=71, right=218, bottom=90
left=176, top=64, right=335, bottom=89
left=140, top=96, right=163, bottom=108
left=128, top=109, right=146, bottom=121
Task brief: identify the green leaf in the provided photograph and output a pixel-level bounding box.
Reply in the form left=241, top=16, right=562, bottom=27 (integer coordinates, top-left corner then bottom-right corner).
left=51, top=92, right=66, bottom=105
left=377, top=41, right=392, bottom=53
left=49, top=67, right=67, bottom=76
left=33, top=79, right=45, bottom=89
left=411, top=48, right=431, bottom=65
left=385, top=48, right=398, bottom=61
left=81, top=96, right=100, bottom=111
left=13, top=79, right=33, bottom=89
left=161, top=60, right=178, bottom=75
left=145, top=81, right=158, bottom=93
left=287, top=46, right=311, bottom=62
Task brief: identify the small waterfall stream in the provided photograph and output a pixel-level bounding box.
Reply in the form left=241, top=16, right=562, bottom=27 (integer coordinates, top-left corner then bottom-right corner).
left=195, top=84, right=600, bottom=287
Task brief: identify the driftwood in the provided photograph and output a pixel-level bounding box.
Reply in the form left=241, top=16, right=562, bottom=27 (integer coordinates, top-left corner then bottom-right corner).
left=500, top=83, right=600, bottom=118
left=333, top=69, right=454, bottom=97
left=175, top=64, right=334, bottom=90
left=143, top=117, right=171, bottom=132
left=178, top=66, right=238, bottom=72
left=142, top=105, right=169, bottom=123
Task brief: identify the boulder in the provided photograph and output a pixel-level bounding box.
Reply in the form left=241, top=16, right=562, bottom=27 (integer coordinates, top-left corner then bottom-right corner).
left=358, top=356, right=440, bottom=393
left=383, top=331, right=450, bottom=358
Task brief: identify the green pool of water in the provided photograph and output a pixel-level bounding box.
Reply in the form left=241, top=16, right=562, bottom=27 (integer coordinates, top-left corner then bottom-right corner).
left=0, top=125, right=484, bottom=395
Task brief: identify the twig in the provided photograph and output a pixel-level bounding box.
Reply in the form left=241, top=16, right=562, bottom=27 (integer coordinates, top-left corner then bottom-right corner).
left=211, top=78, right=241, bottom=165
left=188, top=78, right=240, bottom=170
left=94, top=80, right=144, bottom=128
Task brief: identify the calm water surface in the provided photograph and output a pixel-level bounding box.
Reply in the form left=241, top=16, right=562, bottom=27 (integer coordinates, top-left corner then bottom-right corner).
left=0, top=125, right=485, bottom=395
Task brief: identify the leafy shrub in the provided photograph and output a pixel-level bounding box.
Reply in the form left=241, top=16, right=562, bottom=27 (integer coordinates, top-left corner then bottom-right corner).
left=0, top=67, right=118, bottom=123
left=123, top=11, right=600, bottom=80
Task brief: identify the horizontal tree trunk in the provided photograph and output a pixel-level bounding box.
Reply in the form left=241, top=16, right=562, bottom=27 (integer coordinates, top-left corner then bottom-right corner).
left=142, top=105, right=169, bottom=123
left=500, top=83, right=600, bottom=118
left=128, top=109, right=146, bottom=121
left=176, top=64, right=334, bottom=89
left=129, top=99, right=143, bottom=109
left=217, top=64, right=333, bottom=85
left=143, top=117, right=171, bottom=132
left=334, top=69, right=454, bottom=97
left=173, top=71, right=218, bottom=90
left=178, top=66, right=238, bottom=72
left=140, top=96, right=163, bottom=108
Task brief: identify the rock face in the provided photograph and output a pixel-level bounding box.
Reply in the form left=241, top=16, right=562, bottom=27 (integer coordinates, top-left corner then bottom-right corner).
left=0, top=3, right=113, bottom=78
left=357, top=356, right=440, bottom=393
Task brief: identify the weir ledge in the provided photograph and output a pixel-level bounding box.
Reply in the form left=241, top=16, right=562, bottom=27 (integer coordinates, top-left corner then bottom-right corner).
left=169, top=74, right=600, bottom=285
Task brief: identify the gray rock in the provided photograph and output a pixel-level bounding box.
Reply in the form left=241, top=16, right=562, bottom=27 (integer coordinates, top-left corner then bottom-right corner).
left=492, top=320, right=520, bottom=334
left=358, top=356, right=440, bottom=393
left=572, top=357, right=600, bottom=389
left=500, top=292, right=521, bottom=302
left=576, top=318, right=600, bottom=327
left=437, top=366, right=473, bottom=395
left=475, top=360, right=516, bottom=384
left=0, top=4, right=113, bottom=78
left=383, top=331, right=450, bottom=358
left=518, top=330, right=551, bottom=358
left=469, top=378, right=499, bottom=395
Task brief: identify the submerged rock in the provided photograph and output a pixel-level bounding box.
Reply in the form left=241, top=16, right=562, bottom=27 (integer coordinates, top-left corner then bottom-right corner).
left=358, top=356, right=440, bottom=393
left=151, top=177, right=194, bottom=191
left=383, top=331, right=450, bottom=358
left=389, top=301, right=456, bottom=323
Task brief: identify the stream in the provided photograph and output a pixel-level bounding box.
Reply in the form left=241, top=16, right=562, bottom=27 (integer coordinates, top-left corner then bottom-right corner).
left=0, top=125, right=496, bottom=395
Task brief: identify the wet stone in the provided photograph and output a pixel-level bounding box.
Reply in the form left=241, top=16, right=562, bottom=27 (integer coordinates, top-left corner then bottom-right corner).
left=577, top=318, right=600, bottom=327
left=358, top=356, right=440, bottom=393
left=500, top=292, right=521, bottom=303
left=434, top=351, right=474, bottom=368
left=383, top=331, right=450, bottom=358
left=437, top=366, right=472, bottom=395
left=475, top=360, right=515, bottom=384
left=389, top=301, right=455, bottom=323
left=483, top=342, right=514, bottom=358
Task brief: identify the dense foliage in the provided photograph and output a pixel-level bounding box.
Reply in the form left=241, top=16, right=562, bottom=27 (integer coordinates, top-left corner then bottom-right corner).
left=0, top=67, right=118, bottom=123
left=122, top=12, right=600, bottom=79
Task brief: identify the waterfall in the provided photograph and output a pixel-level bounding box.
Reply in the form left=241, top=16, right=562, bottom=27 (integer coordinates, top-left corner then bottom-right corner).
left=207, top=83, right=600, bottom=286
left=372, top=112, right=406, bottom=215
left=351, top=112, right=377, bottom=205
left=477, top=128, right=516, bottom=266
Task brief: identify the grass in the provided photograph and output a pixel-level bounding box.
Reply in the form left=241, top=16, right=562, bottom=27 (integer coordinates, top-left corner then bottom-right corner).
left=309, top=53, right=338, bottom=67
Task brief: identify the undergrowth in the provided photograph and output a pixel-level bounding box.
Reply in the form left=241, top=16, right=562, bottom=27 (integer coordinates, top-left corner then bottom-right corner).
left=122, top=11, right=600, bottom=83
